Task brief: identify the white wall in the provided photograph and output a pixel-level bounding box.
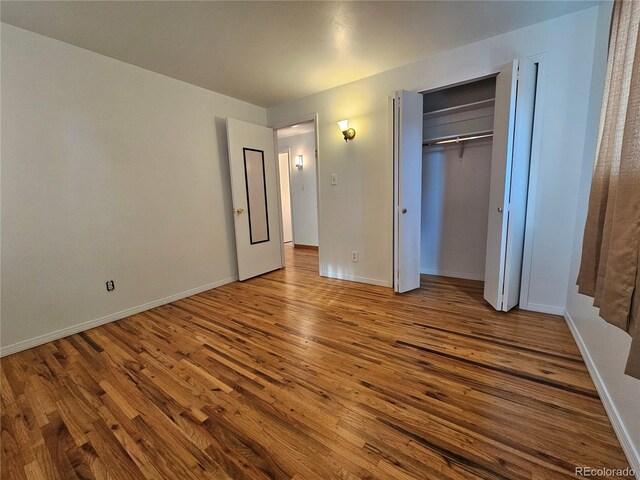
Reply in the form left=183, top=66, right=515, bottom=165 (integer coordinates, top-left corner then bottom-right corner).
left=421, top=140, right=492, bottom=280
left=268, top=6, right=602, bottom=301
left=563, top=2, right=640, bottom=473
left=277, top=131, right=318, bottom=246
left=0, top=24, right=267, bottom=354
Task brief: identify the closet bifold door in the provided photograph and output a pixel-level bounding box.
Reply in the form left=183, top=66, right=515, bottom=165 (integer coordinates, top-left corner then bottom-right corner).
left=393, top=90, right=423, bottom=293
left=483, top=59, right=537, bottom=311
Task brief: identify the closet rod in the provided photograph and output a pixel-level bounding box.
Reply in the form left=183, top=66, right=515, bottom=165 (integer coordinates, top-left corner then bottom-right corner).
left=422, top=131, right=493, bottom=146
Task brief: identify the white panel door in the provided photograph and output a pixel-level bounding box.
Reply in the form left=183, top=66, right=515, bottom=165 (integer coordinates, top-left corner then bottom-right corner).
left=393, top=90, right=423, bottom=293
left=227, top=118, right=283, bottom=281
left=502, top=59, right=537, bottom=310
left=484, top=59, right=537, bottom=311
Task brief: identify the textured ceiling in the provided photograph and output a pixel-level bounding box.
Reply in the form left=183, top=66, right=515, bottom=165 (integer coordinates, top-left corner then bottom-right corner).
left=277, top=122, right=315, bottom=139
left=1, top=1, right=599, bottom=107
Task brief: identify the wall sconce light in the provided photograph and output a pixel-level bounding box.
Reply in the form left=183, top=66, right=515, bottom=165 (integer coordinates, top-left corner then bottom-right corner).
left=295, top=154, right=303, bottom=169
left=337, top=119, right=356, bottom=142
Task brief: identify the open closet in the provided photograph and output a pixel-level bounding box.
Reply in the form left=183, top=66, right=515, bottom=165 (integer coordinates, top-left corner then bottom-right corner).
left=421, top=77, right=496, bottom=283
left=393, top=58, right=538, bottom=312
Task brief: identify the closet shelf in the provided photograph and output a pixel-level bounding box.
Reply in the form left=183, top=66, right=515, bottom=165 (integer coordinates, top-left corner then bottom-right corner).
left=423, top=98, right=495, bottom=117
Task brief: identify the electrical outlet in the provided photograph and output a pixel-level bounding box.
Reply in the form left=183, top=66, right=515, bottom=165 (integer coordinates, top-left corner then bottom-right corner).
left=106, top=280, right=115, bottom=292
left=351, top=251, right=359, bottom=262
left=331, top=174, right=338, bottom=185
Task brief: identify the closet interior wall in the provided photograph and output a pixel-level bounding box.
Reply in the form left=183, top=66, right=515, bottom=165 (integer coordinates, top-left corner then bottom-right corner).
left=420, top=77, right=497, bottom=281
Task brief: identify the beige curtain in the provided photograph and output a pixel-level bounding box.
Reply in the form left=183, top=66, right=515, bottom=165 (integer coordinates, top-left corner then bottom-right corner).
left=577, top=0, right=640, bottom=379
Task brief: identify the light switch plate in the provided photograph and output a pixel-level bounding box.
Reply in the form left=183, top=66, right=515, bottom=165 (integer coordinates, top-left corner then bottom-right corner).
left=331, top=174, right=338, bottom=185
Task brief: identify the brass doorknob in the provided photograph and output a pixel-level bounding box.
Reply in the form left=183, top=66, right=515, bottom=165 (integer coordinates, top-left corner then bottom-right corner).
left=234, top=207, right=245, bottom=214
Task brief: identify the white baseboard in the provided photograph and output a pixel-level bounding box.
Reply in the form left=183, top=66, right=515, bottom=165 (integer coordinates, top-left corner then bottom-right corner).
left=0, top=276, right=238, bottom=357
left=320, top=269, right=392, bottom=288
left=523, top=302, right=565, bottom=316
left=564, top=309, right=640, bottom=478
left=419, top=268, right=484, bottom=281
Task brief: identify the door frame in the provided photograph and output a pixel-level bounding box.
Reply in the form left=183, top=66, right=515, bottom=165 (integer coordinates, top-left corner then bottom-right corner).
left=397, top=55, right=546, bottom=311
left=278, top=148, right=295, bottom=245
left=269, top=113, right=322, bottom=273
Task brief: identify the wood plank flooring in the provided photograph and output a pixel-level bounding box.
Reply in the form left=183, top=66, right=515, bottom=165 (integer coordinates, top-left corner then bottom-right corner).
left=1, top=246, right=632, bottom=479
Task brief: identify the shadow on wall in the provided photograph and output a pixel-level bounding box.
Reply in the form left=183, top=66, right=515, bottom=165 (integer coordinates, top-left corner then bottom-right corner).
left=421, top=140, right=492, bottom=281
left=214, top=116, right=238, bottom=270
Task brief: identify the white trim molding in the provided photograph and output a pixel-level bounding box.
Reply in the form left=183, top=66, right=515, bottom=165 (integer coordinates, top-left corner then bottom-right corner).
left=524, top=302, right=565, bottom=316
left=0, top=276, right=238, bottom=357
left=320, top=269, right=392, bottom=288
left=564, top=309, right=640, bottom=478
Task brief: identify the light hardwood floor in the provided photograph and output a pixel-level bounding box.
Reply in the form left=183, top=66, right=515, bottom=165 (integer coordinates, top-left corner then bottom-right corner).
left=1, top=246, right=632, bottom=479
